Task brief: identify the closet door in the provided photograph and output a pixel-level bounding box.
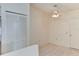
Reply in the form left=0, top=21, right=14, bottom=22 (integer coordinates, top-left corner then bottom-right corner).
left=5, top=12, right=18, bottom=52
left=70, top=18, right=79, bottom=49
left=55, top=20, right=70, bottom=47
left=14, top=15, right=26, bottom=50
left=3, top=12, right=27, bottom=53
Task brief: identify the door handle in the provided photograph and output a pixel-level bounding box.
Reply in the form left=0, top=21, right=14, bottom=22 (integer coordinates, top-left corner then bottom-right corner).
left=69, top=34, right=72, bottom=37
left=65, top=32, right=68, bottom=34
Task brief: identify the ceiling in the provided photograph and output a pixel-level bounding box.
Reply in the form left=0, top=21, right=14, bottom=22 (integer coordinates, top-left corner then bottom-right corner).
left=31, top=3, right=79, bottom=14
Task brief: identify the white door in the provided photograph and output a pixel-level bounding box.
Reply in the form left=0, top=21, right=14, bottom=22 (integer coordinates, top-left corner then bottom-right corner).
left=14, top=15, right=26, bottom=50
left=54, top=20, right=70, bottom=47
left=5, top=12, right=18, bottom=52
left=70, top=18, right=79, bottom=49
left=4, top=12, right=27, bottom=53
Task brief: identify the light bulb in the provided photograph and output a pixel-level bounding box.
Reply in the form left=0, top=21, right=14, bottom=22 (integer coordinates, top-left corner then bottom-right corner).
left=52, top=13, right=59, bottom=18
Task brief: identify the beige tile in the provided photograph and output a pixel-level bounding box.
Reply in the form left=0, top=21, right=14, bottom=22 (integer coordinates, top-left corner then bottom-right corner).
left=39, top=43, right=79, bottom=56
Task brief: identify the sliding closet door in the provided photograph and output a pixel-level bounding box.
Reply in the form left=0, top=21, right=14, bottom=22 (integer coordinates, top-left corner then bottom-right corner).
left=14, top=15, right=26, bottom=50
left=5, top=12, right=18, bottom=52
left=2, top=12, right=27, bottom=53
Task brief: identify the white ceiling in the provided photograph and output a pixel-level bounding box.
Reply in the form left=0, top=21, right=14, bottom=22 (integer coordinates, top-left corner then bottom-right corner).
left=31, top=3, right=79, bottom=14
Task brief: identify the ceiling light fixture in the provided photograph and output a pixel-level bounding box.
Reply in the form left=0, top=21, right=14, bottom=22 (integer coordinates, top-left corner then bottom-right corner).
left=51, top=5, right=61, bottom=18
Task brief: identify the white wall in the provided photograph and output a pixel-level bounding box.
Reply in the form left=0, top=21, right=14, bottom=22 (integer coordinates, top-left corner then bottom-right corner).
left=26, top=4, right=30, bottom=46
left=30, top=5, right=49, bottom=46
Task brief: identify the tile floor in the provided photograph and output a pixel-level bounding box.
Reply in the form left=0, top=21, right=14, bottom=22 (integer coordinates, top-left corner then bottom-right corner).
left=39, top=43, right=79, bottom=56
